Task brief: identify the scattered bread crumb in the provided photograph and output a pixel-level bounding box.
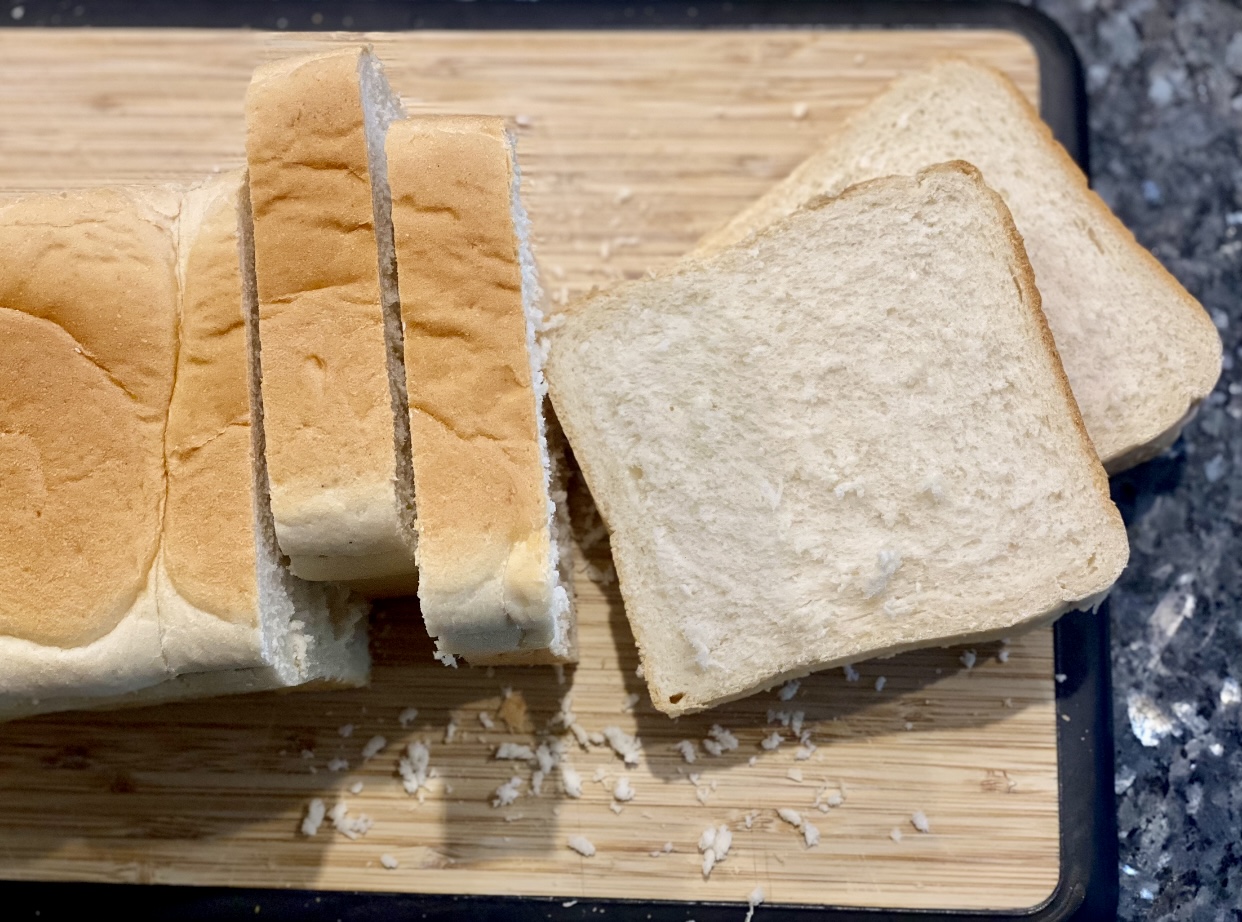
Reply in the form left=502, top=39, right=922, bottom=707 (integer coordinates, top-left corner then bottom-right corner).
left=960, top=650, right=977, bottom=670
left=348, top=781, right=364, bottom=795
left=874, top=676, right=887, bottom=692
left=777, top=808, right=802, bottom=827
left=997, top=649, right=1010, bottom=663
left=338, top=724, right=354, bottom=738
left=329, top=801, right=372, bottom=840
left=492, top=776, right=523, bottom=808
left=635, top=663, right=645, bottom=679
left=514, top=114, right=533, bottom=128
left=398, top=708, right=418, bottom=729
left=602, top=726, right=642, bottom=766
left=398, top=741, right=431, bottom=796
left=676, top=740, right=698, bottom=763
left=478, top=712, right=495, bottom=730
left=615, top=186, right=633, bottom=204
left=380, top=853, right=398, bottom=870
left=911, top=810, right=931, bottom=833
left=792, top=101, right=809, bottom=120
left=567, top=834, right=596, bottom=857
left=890, top=827, right=904, bottom=842
left=1055, top=673, right=1067, bottom=683
left=786, top=768, right=804, bottom=783
left=443, top=720, right=458, bottom=744
left=744, top=886, right=765, bottom=922
left=703, top=725, right=739, bottom=756
left=803, top=820, right=820, bottom=848
left=361, top=735, right=386, bottom=761
left=621, top=692, right=641, bottom=713
left=761, top=731, right=783, bottom=751
left=301, top=798, right=326, bottom=836
left=844, top=664, right=860, bottom=682
left=495, top=743, right=536, bottom=762
left=560, top=763, right=583, bottom=798
left=613, top=775, right=636, bottom=802
left=327, top=757, right=349, bottom=772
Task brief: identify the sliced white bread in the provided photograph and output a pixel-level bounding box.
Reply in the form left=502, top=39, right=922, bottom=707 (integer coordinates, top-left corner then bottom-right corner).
left=244, top=46, right=418, bottom=592
left=697, top=58, right=1221, bottom=472
left=547, top=163, right=1129, bottom=716
left=386, top=116, right=575, bottom=664
left=0, top=176, right=370, bottom=722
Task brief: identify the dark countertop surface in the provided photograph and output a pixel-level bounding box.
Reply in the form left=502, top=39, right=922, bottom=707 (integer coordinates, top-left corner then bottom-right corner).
left=1029, top=1, right=1242, bottom=919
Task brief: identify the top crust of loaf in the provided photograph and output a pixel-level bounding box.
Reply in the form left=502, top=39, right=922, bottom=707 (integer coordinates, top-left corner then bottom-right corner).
left=548, top=163, right=1129, bottom=715
left=244, top=47, right=417, bottom=581
left=0, top=186, right=178, bottom=650
left=386, top=116, right=561, bottom=653
left=697, top=58, right=1221, bottom=471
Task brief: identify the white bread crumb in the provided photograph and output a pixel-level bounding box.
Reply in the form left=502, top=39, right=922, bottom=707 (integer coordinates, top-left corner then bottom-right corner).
left=300, top=798, right=325, bottom=836
left=479, top=712, right=495, bottom=730
left=777, top=808, right=802, bottom=827
left=786, top=768, right=803, bottom=783
left=704, top=725, right=739, bottom=755
left=615, top=186, right=633, bottom=204
left=348, top=781, right=364, bottom=795
left=492, top=776, right=523, bottom=808
left=911, top=810, right=931, bottom=833
left=844, top=664, right=860, bottom=682
left=567, top=834, right=596, bottom=857
left=960, top=650, right=977, bottom=670
left=443, top=720, right=458, bottom=744
left=327, top=757, right=349, bottom=772
left=635, top=663, right=645, bottom=679
left=792, top=102, right=809, bottom=120
left=890, top=828, right=904, bottom=842
left=997, top=649, right=1011, bottom=663
left=361, top=735, right=386, bottom=761
left=398, top=741, right=431, bottom=795
left=560, top=763, right=583, bottom=798
left=613, top=775, right=636, bottom=802
left=329, top=801, right=372, bottom=840
left=337, top=723, right=354, bottom=738
left=761, top=732, right=783, bottom=751
left=609, top=802, right=623, bottom=814
left=621, top=692, right=641, bottom=712
left=803, top=820, right=820, bottom=847
left=398, top=708, right=418, bottom=728
left=744, top=886, right=765, bottom=922
left=676, top=740, right=698, bottom=763
left=874, top=676, right=887, bottom=692
left=602, top=726, right=642, bottom=766
left=494, top=743, right=536, bottom=761
left=380, top=853, right=398, bottom=869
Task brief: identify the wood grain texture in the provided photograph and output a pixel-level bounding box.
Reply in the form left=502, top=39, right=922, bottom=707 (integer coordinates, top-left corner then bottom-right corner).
left=0, top=28, right=1060, bottom=911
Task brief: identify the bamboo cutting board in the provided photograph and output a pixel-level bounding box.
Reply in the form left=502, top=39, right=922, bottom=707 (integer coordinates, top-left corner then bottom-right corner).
left=0, top=27, right=1060, bottom=912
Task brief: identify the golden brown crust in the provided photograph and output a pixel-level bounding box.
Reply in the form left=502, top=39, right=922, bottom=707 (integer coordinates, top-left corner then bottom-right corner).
left=0, top=188, right=177, bottom=648
left=244, top=47, right=414, bottom=574
left=163, top=172, right=259, bottom=622
left=387, top=116, right=555, bottom=644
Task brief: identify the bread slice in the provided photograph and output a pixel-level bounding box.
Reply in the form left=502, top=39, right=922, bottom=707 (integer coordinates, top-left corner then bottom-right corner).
left=0, top=176, right=369, bottom=722
left=244, top=46, right=418, bottom=591
left=697, top=58, right=1221, bottom=472
left=547, top=163, right=1129, bottom=716
left=0, top=187, right=178, bottom=707
left=385, top=116, right=575, bottom=664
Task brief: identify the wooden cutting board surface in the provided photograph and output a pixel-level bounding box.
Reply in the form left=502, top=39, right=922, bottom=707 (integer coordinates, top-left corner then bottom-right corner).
left=0, top=27, right=1059, bottom=912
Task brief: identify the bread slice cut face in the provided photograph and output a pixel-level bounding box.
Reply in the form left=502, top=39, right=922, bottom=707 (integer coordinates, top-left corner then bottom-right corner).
left=697, top=59, right=1221, bottom=472
left=548, top=163, right=1129, bottom=715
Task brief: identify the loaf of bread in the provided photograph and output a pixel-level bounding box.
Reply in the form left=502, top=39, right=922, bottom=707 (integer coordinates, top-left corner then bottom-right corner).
left=697, top=59, right=1221, bottom=472
left=386, top=116, right=575, bottom=664
left=245, top=46, right=418, bottom=593
left=547, top=163, right=1130, bottom=715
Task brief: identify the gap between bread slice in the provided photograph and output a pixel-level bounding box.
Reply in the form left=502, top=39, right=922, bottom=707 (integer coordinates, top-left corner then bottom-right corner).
left=695, top=58, right=1221, bottom=473
left=385, top=115, right=576, bottom=665
left=547, top=162, right=1129, bottom=716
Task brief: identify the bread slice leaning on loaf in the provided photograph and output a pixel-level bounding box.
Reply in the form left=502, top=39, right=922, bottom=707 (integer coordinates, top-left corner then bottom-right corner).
left=245, top=46, right=419, bottom=593
left=697, top=58, right=1221, bottom=473
left=547, top=163, right=1129, bottom=716
left=386, top=116, right=576, bottom=665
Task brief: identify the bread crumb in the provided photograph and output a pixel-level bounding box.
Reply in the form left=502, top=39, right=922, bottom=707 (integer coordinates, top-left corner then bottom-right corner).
left=609, top=802, right=624, bottom=814
left=794, top=743, right=816, bottom=761
left=398, top=708, right=418, bottom=729
left=567, top=834, right=596, bottom=857
left=635, top=663, right=644, bottom=679
left=338, top=723, right=354, bottom=738
left=560, top=763, right=583, bottom=798
left=698, top=823, right=731, bottom=877
left=434, top=651, right=458, bottom=668
left=792, top=102, right=809, bottom=120
left=704, top=725, right=739, bottom=756
left=562, top=900, right=578, bottom=907
left=613, top=775, right=636, bottom=802
left=398, top=741, right=431, bottom=795
left=803, top=820, right=820, bottom=847
left=1055, top=673, right=1067, bottom=683
left=478, top=712, right=495, bottom=730
left=348, top=781, right=364, bottom=795
left=777, top=808, right=802, bottom=827
left=492, top=776, right=523, bottom=808
left=621, top=692, right=641, bottom=713
left=380, top=853, right=398, bottom=870
left=300, top=749, right=314, bottom=760
left=826, top=792, right=843, bottom=807
left=960, top=650, right=977, bottom=670
left=676, top=740, right=698, bottom=763
left=602, top=726, right=642, bottom=766
left=874, top=676, right=887, bottom=692
left=890, top=827, right=904, bottom=842
left=593, top=766, right=608, bottom=783
left=361, top=735, right=386, bottom=761
left=514, top=114, right=533, bottom=128
left=744, top=886, right=765, bottom=922
left=997, top=649, right=1010, bottom=663
left=301, top=798, right=326, bottom=836
left=327, top=757, right=349, bottom=772
left=786, top=768, right=804, bottom=783
left=747, top=755, right=758, bottom=767
left=911, top=810, right=931, bottom=833
left=495, top=743, right=537, bottom=761
left=843, top=664, right=860, bottom=682
left=329, top=801, right=372, bottom=840
left=761, top=732, right=783, bottom=751
left=615, top=186, right=633, bottom=205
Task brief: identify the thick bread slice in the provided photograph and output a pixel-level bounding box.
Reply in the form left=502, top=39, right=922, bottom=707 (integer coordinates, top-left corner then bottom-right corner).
left=386, top=116, right=575, bottom=664
left=697, top=58, right=1221, bottom=472
left=245, top=46, right=418, bottom=590
left=0, top=187, right=178, bottom=702
left=547, top=163, right=1129, bottom=716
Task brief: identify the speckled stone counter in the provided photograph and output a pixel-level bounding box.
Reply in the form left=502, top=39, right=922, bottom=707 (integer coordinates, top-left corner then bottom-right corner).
left=1029, top=1, right=1242, bottom=918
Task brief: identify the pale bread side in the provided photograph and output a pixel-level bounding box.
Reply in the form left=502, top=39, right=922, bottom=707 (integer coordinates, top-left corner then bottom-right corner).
left=548, top=163, right=1129, bottom=715
left=244, top=46, right=418, bottom=589
left=386, top=116, right=575, bottom=664
left=697, top=58, right=1221, bottom=472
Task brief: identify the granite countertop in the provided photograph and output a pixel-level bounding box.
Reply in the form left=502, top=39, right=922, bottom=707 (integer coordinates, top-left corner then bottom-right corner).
left=1029, top=1, right=1242, bottom=918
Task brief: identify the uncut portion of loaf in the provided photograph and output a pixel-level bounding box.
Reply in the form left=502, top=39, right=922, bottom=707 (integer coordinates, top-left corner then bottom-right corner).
left=386, top=116, right=575, bottom=664
left=0, top=187, right=179, bottom=706
left=245, top=46, right=418, bottom=591
left=698, top=58, right=1220, bottom=472
left=547, top=163, right=1129, bottom=715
